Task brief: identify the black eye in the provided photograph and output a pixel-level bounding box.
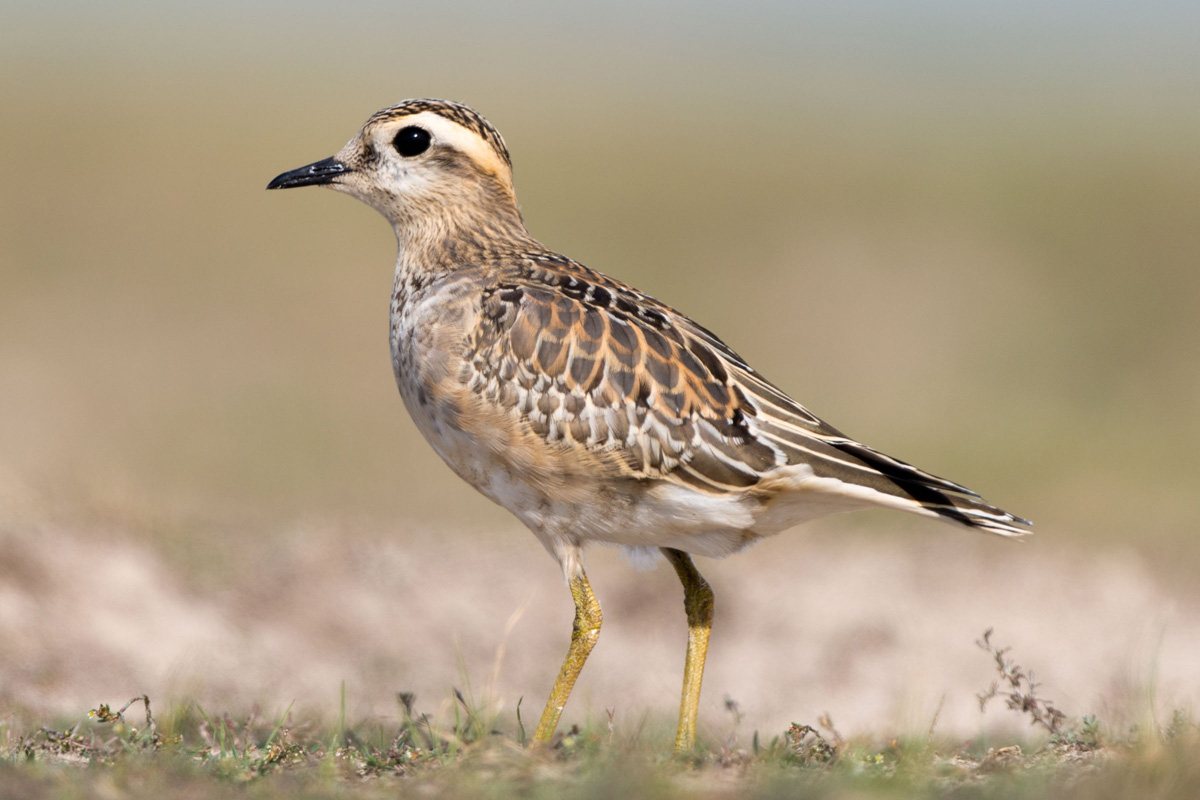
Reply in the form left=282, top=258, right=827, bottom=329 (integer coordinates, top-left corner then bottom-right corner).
left=393, top=126, right=431, bottom=157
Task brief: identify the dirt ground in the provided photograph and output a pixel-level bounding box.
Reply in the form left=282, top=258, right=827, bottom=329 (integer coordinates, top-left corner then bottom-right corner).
left=3, top=464, right=1195, bottom=743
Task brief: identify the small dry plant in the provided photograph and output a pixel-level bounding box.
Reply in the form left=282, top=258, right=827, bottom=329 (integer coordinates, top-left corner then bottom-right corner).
left=784, top=714, right=843, bottom=765
left=976, top=628, right=1067, bottom=734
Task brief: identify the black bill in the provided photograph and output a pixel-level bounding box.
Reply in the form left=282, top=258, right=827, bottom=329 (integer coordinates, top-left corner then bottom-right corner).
left=267, top=156, right=350, bottom=190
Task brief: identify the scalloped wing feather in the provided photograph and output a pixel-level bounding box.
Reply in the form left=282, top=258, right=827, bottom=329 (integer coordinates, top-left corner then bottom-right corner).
left=465, top=255, right=1031, bottom=538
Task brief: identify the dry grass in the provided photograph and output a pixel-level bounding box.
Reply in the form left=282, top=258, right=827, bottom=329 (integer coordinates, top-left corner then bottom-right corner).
left=3, top=510, right=1200, bottom=798
left=4, top=515, right=1198, bottom=739
left=4, top=633, right=1198, bottom=800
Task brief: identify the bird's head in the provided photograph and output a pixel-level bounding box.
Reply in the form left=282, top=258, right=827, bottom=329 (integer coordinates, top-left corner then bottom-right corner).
left=268, top=99, right=525, bottom=251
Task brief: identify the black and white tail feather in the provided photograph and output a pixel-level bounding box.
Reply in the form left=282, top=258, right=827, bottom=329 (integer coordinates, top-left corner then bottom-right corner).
left=734, top=360, right=1031, bottom=538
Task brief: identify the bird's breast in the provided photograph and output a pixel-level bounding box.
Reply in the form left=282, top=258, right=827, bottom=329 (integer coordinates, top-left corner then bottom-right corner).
left=388, top=269, right=535, bottom=501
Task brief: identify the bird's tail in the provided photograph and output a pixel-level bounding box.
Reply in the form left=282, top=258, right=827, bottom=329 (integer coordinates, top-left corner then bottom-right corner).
left=751, top=416, right=1033, bottom=537
left=822, top=438, right=1032, bottom=537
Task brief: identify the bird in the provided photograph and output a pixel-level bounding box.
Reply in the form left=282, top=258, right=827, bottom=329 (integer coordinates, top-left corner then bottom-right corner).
left=267, top=98, right=1030, bottom=754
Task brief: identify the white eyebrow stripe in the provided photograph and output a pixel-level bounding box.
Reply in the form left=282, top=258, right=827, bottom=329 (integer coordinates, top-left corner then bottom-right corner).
left=384, top=111, right=511, bottom=178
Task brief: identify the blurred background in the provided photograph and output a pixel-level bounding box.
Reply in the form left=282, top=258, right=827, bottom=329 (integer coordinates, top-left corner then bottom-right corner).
left=2, top=1, right=1198, bottom=743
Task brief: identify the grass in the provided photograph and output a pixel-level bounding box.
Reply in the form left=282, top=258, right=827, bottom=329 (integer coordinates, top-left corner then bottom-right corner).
left=4, top=632, right=1198, bottom=799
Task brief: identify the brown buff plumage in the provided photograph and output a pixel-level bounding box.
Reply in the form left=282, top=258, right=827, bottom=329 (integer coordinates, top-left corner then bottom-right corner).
left=269, top=98, right=1030, bottom=754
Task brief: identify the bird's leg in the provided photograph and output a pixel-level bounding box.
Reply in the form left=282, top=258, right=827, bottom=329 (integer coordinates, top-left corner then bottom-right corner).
left=662, top=547, right=714, bottom=754
left=532, top=568, right=602, bottom=745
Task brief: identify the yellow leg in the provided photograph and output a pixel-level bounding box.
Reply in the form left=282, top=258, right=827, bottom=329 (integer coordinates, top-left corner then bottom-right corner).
left=662, top=548, right=714, bottom=754
left=532, top=570, right=602, bottom=744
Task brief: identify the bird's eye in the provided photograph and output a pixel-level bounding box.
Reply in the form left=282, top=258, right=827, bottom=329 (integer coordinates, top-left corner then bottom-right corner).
left=393, top=126, right=431, bottom=157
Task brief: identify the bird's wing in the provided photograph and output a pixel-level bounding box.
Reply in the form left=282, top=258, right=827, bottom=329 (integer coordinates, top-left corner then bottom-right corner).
left=466, top=254, right=1030, bottom=536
